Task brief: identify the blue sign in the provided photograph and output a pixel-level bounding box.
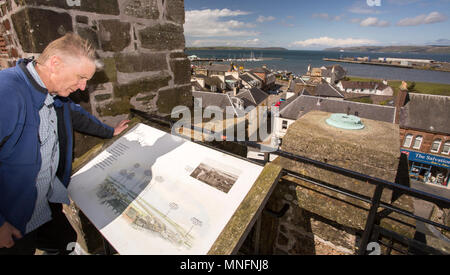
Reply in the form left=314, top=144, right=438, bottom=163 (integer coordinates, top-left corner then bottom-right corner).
left=401, top=149, right=450, bottom=169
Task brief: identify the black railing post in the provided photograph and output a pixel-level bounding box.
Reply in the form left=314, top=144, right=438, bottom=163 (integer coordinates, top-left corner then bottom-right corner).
left=358, top=184, right=384, bottom=255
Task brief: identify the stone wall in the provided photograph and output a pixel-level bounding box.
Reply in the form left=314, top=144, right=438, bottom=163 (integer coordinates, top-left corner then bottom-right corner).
left=0, top=0, right=192, bottom=143
left=262, top=111, right=416, bottom=255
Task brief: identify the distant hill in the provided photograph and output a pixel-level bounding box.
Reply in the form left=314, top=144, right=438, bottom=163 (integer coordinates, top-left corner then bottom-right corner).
left=324, top=46, right=450, bottom=54
left=186, top=47, right=288, bottom=51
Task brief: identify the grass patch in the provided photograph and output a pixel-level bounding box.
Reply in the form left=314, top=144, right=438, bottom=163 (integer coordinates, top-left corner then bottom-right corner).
left=347, top=76, right=450, bottom=97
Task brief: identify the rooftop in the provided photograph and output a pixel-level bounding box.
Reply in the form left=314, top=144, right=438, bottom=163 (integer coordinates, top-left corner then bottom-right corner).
left=279, top=95, right=396, bottom=123
left=399, top=93, right=450, bottom=134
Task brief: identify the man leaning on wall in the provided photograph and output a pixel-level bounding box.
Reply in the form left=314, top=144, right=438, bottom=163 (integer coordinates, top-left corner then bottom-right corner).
left=0, top=33, right=130, bottom=255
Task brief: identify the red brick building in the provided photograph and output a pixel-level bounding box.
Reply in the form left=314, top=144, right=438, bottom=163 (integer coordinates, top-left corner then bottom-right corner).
left=396, top=88, right=450, bottom=188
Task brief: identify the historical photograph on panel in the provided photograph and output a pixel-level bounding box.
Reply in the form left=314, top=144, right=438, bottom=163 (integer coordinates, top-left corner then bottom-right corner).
left=190, top=159, right=241, bottom=193
left=68, top=123, right=263, bottom=254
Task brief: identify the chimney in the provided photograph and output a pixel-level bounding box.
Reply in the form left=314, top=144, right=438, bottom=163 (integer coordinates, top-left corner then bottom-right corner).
left=395, top=81, right=409, bottom=124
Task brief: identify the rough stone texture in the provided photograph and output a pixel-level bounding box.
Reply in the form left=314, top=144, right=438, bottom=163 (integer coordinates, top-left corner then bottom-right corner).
left=11, top=8, right=72, bottom=53
left=156, top=85, right=192, bottom=115
left=170, top=57, right=191, bottom=85
left=139, top=23, right=185, bottom=51
left=96, top=98, right=133, bottom=117
left=98, top=20, right=131, bottom=52
left=76, top=27, right=99, bottom=49
left=115, top=52, right=168, bottom=73
left=75, top=15, right=89, bottom=25
left=15, top=0, right=120, bottom=15
left=269, top=111, right=415, bottom=254
left=123, top=0, right=159, bottom=19
left=114, top=72, right=171, bottom=98
left=165, top=0, right=185, bottom=24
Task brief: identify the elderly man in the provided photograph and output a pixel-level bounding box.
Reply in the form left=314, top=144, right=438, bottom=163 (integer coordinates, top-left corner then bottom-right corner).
left=0, top=33, right=129, bottom=254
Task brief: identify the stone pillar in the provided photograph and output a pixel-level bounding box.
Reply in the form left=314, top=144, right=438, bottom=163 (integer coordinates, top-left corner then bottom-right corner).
left=268, top=111, right=414, bottom=254
left=1, top=0, right=192, bottom=253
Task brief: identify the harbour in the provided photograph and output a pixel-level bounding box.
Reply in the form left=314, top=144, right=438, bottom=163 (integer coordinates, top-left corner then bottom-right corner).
left=186, top=49, right=450, bottom=84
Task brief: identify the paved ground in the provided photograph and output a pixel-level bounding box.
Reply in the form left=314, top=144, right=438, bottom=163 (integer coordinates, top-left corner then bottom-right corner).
left=410, top=179, right=450, bottom=200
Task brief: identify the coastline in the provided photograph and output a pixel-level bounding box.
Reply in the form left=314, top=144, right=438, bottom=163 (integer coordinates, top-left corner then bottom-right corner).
left=324, top=58, right=450, bottom=73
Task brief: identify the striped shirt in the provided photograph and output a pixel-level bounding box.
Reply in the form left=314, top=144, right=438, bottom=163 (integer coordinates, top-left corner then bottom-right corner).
left=25, top=61, right=70, bottom=234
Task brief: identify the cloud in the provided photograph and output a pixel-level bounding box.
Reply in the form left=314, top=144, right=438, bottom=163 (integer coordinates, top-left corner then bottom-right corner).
left=256, top=15, right=276, bottom=23
left=348, top=2, right=382, bottom=14
left=291, top=37, right=378, bottom=48
left=360, top=17, right=390, bottom=27
left=312, top=13, right=344, bottom=21
left=184, top=9, right=259, bottom=37
left=397, top=11, right=448, bottom=26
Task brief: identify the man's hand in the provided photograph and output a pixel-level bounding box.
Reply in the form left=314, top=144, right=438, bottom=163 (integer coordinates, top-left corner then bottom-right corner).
left=113, top=119, right=130, bottom=136
left=0, top=222, right=22, bottom=249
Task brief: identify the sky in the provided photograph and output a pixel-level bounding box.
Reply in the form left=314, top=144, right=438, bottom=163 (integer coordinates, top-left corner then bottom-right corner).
left=184, top=0, right=450, bottom=50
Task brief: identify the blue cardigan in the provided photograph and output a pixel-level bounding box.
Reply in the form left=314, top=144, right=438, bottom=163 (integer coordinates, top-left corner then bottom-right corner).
left=0, top=59, right=114, bottom=234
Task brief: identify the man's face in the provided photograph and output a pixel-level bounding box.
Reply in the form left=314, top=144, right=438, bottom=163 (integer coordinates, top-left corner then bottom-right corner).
left=50, top=56, right=96, bottom=97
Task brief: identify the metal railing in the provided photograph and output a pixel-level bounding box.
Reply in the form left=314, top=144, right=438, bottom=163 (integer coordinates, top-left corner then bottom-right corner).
left=130, top=109, right=450, bottom=255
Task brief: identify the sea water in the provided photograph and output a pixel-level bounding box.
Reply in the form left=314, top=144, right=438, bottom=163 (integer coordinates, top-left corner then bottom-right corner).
left=186, top=49, right=450, bottom=84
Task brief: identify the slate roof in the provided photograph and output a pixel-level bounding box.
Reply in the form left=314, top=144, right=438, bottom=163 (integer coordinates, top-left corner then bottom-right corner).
left=206, top=64, right=231, bottom=72
left=192, top=91, right=234, bottom=111
left=314, top=83, right=344, bottom=98
left=191, top=81, right=207, bottom=92
left=279, top=95, right=396, bottom=123
left=240, top=73, right=256, bottom=84
left=399, top=93, right=450, bottom=134
left=340, top=81, right=390, bottom=91
left=235, top=87, right=269, bottom=107
left=250, top=67, right=272, bottom=74
left=323, top=65, right=347, bottom=79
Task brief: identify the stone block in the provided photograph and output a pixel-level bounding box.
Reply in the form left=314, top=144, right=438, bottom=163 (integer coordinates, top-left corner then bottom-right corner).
left=16, top=0, right=120, bottom=15
left=114, top=72, right=171, bottom=98
left=99, top=20, right=131, bottom=52
left=138, top=23, right=185, bottom=51
left=170, top=58, right=191, bottom=85
left=76, top=15, right=89, bottom=25
left=94, top=94, right=112, bottom=102
left=76, top=26, right=99, bottom=49
left=96, top=98, right=133, bottom=117
left=115, top=52, right=168, bottom=73
left=2, top=19, right=11, bottom=31
left=165, top=0, right=185, bottom=24
left=156, top=85, right=192, bottom=115
left=124, top=0, right=159, bottom=19
left=11, top=8, right=73, bottom=53
left=89, top=58, right=117, bottom=85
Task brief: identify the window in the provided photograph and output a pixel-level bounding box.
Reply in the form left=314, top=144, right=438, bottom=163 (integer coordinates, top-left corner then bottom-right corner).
left=431, top=139, right=441, bottom=153
left=403, top=134, right=413, bottom=148
left=442, top=141, right=450, bottom=155
left=282, top=120, right=288, bottom=130
left=412, top=135, right=423, bottom=150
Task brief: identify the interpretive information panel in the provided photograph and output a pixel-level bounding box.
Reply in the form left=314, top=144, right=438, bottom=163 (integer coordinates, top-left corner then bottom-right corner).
left=68, top=123, right=264, bottom=254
